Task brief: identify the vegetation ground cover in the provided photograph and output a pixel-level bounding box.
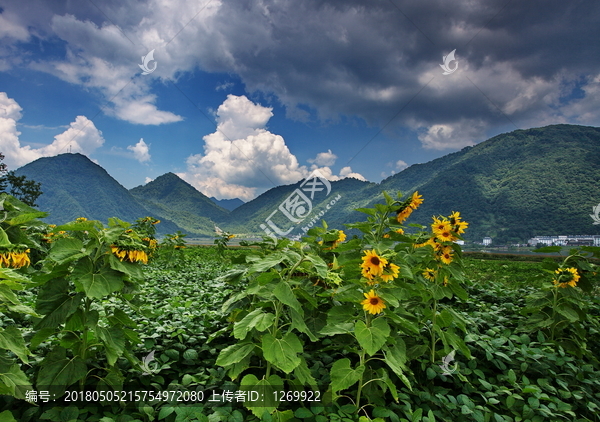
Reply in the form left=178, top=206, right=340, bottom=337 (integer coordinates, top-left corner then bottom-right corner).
left=0, top=192, right=598, bottom=422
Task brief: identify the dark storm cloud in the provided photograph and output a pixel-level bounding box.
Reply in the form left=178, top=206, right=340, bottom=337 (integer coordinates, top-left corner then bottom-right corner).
left=2, top=0, right=599, bottom=147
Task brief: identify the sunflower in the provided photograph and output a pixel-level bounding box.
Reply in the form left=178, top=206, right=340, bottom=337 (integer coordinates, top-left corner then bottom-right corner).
left=380, top=262, right=400, bottom=282
left=438, top=246, right=453, bottom=265
left=454, top=220, right=469, bottom=234
left=396, top=228, right=404, bottom=235
left=409, top=191, right=424, bottom=210
left=0, top=249, right=31, bottom=268
left=396, top=206, right=413, bottom=224
left=434, top=228, right=457, bottom=242
left=423, top=268, right=437, bottom=281
left=432, top=217, right=452, bottom=234
left=361, top=290, right=386, bottom=315
left=329, top=230, right=346, bottom=248
left=110, top=246, right=148, bottom=264
left=76, top=217, right=87, bottom=222
left=361, top=250, right=388, bottom=279
left=552, top=267, right=580, bottom=288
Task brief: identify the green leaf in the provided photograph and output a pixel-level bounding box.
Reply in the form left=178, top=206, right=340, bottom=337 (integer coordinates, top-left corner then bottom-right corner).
left=0, top=410, right=17, bottom=422
left=305, top=254, right=328, bottom=278
left=49, top=238, right=88, bottom=265
left=72, top=257, right=124, bottom=299
left=248, top=253, right=286, bottom=273
left=508, top=369, right=516, bottom=384
left=233, top=309, right=275, bottom=340
left=383, top=341, right=412, bottom=391
left=437, top=309, right=454, bottom=328
left=273, top=281, right=303, bottom=315
left=354, top=318, right=390, bottom=356
left=107, top=254, right=144, bottom=280
left=6, top=212, right=47, bottom=226
left=330, top=358, right=365, bottom=393
left=0, top=351, right=32, bottom=399
left=290, top=308, right=317, bottom=341
left=262, top=333, right=303, bottom=373
left=293, top=356, right=317, bottom=386
left=449, top=283, right=468, bottom=301
left=30, top=328, right=56, bottom=349
left=37, top=347, right=86, bottom=397
left=240, top=374, right=284, bottom=418
left=109, top=308, right=137, bottom=328
left=97, top=326, right=126, bottom=366
left=556, top=305, right=579, bottom=322
left=216, top=342, right=255, bottom=367
left=35, top=279, right=82, bottom=330
left=0, top=326, right=28, bottom=364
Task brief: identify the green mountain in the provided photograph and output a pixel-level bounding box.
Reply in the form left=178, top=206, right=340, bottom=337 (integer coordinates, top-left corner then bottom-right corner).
left=373, top=124, right=600, bottom=242
left=13, top=153, right=182, bottom=234
left=130, top=173, right=229, bottom=236
left=12, top=124, right=600, bottom=243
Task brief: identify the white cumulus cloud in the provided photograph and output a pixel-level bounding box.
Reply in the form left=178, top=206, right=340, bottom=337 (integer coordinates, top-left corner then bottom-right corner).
left=0, top=92, right=104, bottom=168
left=127, top=138, right=151, bottom=163
left=179, top=95, right=364, bottom=200
left=308, top=149, right=337, bottom=167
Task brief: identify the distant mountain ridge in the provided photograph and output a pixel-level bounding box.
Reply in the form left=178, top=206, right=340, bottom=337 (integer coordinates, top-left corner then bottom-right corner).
left=13, top=154, right=182, bottom=234
left=12, top=124, right=600, bottom=242
left=210, top=197, right=244, bottom=211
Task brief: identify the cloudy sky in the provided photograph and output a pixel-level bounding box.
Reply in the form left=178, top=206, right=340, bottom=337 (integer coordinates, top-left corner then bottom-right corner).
left=0, top=0, right=598, bottom=200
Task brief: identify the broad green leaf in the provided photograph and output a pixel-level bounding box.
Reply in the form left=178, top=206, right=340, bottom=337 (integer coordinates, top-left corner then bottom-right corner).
left=216, top=342, right=255, bottom=367
left=30, top=328, right=56, bottom=349
left=108, top=308, right=137, bottom=328
left=0, top=410, right=17, bottom=422
left=0, top=354, right=32, bottom=399
left=556, top=305, right=579, bottom=322
left=6, top=212, right=48, bottom=226
left=437, top=309, right=454, bottom=328
left=383, top=341, right=412, bottom=391
left=227, top=353, right=251, bottom=381
left=293, top=356, right=317, bottom=387
left=379, top=368, right=398, bottom=402
left=97, top=326, right=126, bottom=366
left=273, top=281, right=303, bottom=315
left=305, top=254, right=328, bottom=278
left=290, top=308, right=317, bottom=341
left=449, top=283, right=468, bottom=301
left=72, top=257, right=124, bottom=299
left=330, top=358, right=364, bottom=393
left=37, top=347, right=86, bottom=397
left=48, top=238, right=88, bottom=265
left=0, top=326, right=28, bottom=363
left=262, top=332, right=302, bottom=373
left=240, top=374, right=284, bottom=417
left=234, top=309, right=275, bottom=340
left=35, top=279, right=82, bottom=330
left=107, top=255, right=143, bottom=280
left=248, top=253, right=286, bottom=273
left=354, top=318, right=390, bottom=356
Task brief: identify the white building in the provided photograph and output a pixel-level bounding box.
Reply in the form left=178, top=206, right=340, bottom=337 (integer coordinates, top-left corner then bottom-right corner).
left=528, top=235, right=600, bottom=247
left=483, top=237, right=492, bottom=246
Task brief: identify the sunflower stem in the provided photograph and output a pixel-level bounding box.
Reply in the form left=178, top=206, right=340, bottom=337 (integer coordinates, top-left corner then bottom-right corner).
left=355, top=349, right=366, bottom=411
left=431, top=298, right=438, bottom=363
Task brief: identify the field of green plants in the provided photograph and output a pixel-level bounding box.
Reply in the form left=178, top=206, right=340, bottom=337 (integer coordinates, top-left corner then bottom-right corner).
left=0, top=192, right=599, bottom=422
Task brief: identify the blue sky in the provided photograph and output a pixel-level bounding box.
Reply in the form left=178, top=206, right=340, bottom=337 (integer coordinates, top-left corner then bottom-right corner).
left=0, top=0, right=599, bottom=200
